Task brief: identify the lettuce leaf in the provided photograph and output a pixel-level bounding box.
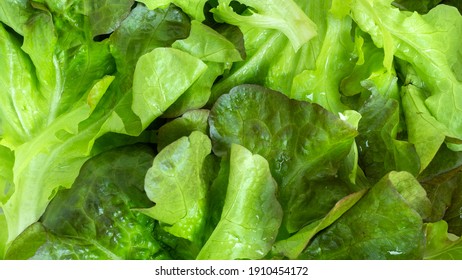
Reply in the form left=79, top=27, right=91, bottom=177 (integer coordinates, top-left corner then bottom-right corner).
left=197, top=144, right=282, bottom=260
left=425, top=220, right=462, bottom=260
left=141, top=131, right=211, bottom=246
left=211, top=0, right=316, bottom=52
left=0, top=3, right=197, bottom=248
left=301, top=172, right=426, bottom=259
left=209, top=85, right=358, bottom=233
left=351, top=0, right=462, bottom=149
left=5, top=145, right=166, bottom=260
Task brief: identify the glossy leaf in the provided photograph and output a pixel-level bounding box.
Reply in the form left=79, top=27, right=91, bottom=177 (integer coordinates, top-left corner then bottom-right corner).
left=197, top=144, right=282, bottom=260
left=301, top=172, right=426, bottom=259
left=5, top=145, right=166, bottom=260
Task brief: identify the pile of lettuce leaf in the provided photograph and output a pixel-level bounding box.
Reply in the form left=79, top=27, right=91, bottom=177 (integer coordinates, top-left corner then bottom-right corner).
left=2, top=0, right=462, bottom=260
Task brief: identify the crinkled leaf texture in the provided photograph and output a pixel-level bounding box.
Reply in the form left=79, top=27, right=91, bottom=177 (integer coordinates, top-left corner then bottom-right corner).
left=351, top=0, right=462, bottom=150
left=211, top=0, right=317, bottom=51
left=209, top=84, right=358, bottom=233
left=5, top=145, right=166, bottom=260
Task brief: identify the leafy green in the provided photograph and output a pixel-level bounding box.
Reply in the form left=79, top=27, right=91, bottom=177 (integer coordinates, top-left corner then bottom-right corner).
left=5, top=145, right=166, bottom=260
left=425, top=220, right=462, bottom=260
left=2, top=0, right=462, bottom=261
left=211, top=0, right=317, bottom=51
left=0, top=2, right=196, bottom=250
left=132, top=48, right=207, bottom=130
left=356, top=91, right=420, bottom=182
left=301, top=172, right=426, bottom=259
left=83, top=0, right=135, bottom=37
left=140, top=131, right=211, bottom=247
left=109, top=4, right=191, bottom=77
left=157, top=109, right=210, bottom=151
left=351, top=0, right=462, bottom=150
left=138, top=0, right=208, bottom=21
left=164, top=20, right=243, bottom=117
left=272, top=189, right=367, bottom=259
left=209, top=85, right=357, bottom=233
left=197, top=144, right=282, bottom=260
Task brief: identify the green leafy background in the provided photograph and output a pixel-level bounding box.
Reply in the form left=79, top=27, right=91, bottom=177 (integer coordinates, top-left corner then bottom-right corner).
left=1, top=0, right=462, bottom=260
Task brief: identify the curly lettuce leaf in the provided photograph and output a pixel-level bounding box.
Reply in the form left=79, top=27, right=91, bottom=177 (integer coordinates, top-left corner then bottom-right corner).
left=356, top=91, right=420, bottom=182
left=351, top=0, right=462, bottom=149
left=0, top=0, right=35, bottom=35
left=209, top=0, right=354, bottom=113
left=109, top=4, right=191, bottom=77
left=83, top=0, right=135, bottom=37
left=209, top=85, right=357, bottom=233
left=197, top=144, right=282, bottom=260
left=1, top=75, right=115, bottom=246
left=211, top=0, right=316, bottom=51
left=132, top=48, right=207, bottom=130
left=290, top=8, right=355, bottom=113
left=164, top=20, right=243, bottom=117
left=401, top=84, right=448, bottom=172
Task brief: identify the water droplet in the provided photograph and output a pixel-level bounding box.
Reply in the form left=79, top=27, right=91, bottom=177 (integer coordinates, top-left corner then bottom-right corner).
left=388, top=250, right=403, bottom=256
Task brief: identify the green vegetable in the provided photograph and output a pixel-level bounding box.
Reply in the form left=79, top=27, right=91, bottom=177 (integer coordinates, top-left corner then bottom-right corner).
left=5, top=145, right=167, bottom=260
left=2, top=0, right=462, bottom=260
left=197, top=144, right=282, bottom=260
left=209, top=85, right=357, bottom=233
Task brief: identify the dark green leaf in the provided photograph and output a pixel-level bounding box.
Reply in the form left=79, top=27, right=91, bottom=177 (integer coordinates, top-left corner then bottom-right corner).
left=209, top=85, right=357, bottom=232
left=6, top=145, right=165, bottom=259
left=301, top=172, right=426, bottom=260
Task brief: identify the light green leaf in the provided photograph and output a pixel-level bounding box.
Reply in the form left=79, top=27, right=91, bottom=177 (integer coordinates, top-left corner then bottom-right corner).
left=425, top=220, right=462, bottom=260
left=141, top=131, right=211, bottom=243
left=137, top=0, right=208, bottom=21
left=110, top=4, right=191, bottom=76
left=0, top=213, right=7, bottom=259
left=0, top=22, right=44, bottom=147
left=157, top=109, right=210, bottom=151
left=173, top=20, right=242, bottom=63
left=197, top=144, right=282, bottom=260
left=351, top=1, right=462, bottom=148
left=132, top=48, right=207, bottom=130
left=401, top=84, right=448, bottom=172
left=211, top=0, right=317, bottom=51
left=0, top=146, right=14, bottom=205
left=2, top=76, right=114, bottom=244
left=291, top=12, right=355, bottom=113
